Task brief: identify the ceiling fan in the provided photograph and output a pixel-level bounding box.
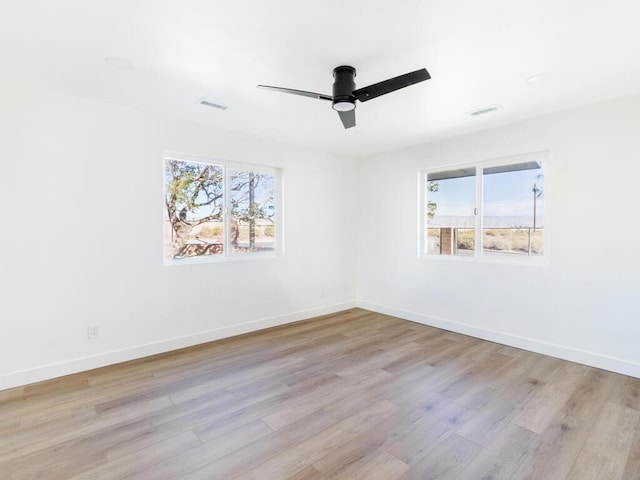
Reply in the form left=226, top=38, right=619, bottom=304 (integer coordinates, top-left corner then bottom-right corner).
left=258, top=66, right=430, bottom=129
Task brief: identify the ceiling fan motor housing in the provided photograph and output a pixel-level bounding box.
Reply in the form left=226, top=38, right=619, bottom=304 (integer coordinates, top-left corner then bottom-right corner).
left=332, top=66, right=356, bottom=111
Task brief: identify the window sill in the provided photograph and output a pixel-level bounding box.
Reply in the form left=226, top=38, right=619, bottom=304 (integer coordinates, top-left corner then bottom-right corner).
left=419, top=253, right=549, bottom=267
left=164, top=252, right=282, bottom=267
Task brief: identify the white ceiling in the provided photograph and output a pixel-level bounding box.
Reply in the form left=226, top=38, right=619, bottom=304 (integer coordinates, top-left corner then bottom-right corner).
left=2, top=0, right=640, bottom=157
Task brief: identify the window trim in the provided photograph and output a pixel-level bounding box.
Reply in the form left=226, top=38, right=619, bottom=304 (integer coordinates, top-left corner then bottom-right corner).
left=163, top=152, right=283, bottom=266
left=419, top=151, right=549, bottom=265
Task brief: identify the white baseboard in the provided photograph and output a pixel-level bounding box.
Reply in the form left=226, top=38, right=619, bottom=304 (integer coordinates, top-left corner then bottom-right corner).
left=0, top=301, right=357, bottom=391
left=357, top=301, right=640, bottom=379
left=5, top=299, right=638, bottom=391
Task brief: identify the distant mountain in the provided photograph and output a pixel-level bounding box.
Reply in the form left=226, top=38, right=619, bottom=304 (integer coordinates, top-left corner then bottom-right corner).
left=428, top=215, right=544, bottom=228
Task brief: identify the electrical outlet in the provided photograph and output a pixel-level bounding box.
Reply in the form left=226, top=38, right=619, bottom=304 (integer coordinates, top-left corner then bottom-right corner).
left=87, top=324, right=99, bottom=340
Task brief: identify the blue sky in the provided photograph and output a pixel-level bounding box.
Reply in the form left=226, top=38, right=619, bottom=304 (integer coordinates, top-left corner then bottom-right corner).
left=428, top=166, right=544, bottom=219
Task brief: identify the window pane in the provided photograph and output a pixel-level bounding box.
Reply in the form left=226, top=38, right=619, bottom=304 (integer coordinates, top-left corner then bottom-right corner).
left=482, top=161, right=544, bottom=256
left=230, top=169, right=276, bottom=254
left=426, top=169, right=476, bottom=256
left=164, top=159, right=225, bottom=261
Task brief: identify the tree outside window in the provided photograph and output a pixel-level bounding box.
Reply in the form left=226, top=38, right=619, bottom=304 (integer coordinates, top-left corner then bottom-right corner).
left=164, top=157, right=279, bottom=263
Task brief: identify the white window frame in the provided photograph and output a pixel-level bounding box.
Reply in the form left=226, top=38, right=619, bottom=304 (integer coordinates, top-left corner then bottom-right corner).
left=419, top=151, right=549, bottom=264
left=163, top=152, right=283, bottom=266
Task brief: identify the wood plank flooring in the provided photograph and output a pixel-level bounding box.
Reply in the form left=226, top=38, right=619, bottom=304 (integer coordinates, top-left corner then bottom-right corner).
left=1, top=308, right=640, bottom=479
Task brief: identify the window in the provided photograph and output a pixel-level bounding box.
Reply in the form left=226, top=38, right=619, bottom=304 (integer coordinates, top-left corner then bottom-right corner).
left=422, top=152, right=546, bottom=260
left=164, top=154, right=281, bottom=264
left=425, top=167, right=476, bottom=256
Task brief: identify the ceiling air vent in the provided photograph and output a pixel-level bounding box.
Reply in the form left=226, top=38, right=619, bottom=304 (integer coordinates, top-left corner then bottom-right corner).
left=199, top=100, right=228, bottom=110
left=470, top=105, right=500, bottom=117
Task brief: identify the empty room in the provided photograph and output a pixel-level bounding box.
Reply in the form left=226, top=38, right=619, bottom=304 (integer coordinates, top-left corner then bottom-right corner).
left=2, top=1, right=640, bottom=479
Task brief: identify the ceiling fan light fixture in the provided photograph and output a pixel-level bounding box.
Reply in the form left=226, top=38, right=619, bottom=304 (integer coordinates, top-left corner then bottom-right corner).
left=332, top=101, right=355, bottom=112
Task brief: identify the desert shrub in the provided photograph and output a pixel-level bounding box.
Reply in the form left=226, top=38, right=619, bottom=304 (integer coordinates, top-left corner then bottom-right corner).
left=427, top=227, right=544, bottom=255
left=185, top=222, right=223, bottom=241
left=199, top=224, right=223, bottom=238
left=482, top=228, right=544, bottom=254
left=456, top=229, right=475, bottom=250
left=243, top=226, right=251, bottom=240
left=512, top=229, right=531, bottom=252
left=483, top=231, right=513, bottom=251
left=493, top=236, right=513, bottom=251
left=530, top=231, right=544, bottom=254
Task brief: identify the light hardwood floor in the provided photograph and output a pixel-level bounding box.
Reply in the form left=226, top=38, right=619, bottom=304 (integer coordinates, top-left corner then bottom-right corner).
left=2, top=309, right=640, bottom=479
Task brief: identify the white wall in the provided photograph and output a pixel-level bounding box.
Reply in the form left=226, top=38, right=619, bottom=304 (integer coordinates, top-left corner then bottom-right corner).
left=3, top=84, right=640, bottom=391
left=356, top=94, right=640, bottom=378
left=0, top=84, right=357, bottom=390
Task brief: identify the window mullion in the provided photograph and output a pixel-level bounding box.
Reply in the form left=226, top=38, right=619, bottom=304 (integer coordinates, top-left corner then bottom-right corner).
left=223, top=166, right=231, bottom=257
left=476, top=167, right=483, bottom=256
left=419, top=171, right=426, bottom=257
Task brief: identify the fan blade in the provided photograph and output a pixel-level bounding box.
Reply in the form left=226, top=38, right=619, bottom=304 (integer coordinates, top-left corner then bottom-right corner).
left=353, top=68, right=430, bottom=102
left=337, top=109, right=355, bottom=129
left=257, top=85, right=333, bottom=101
